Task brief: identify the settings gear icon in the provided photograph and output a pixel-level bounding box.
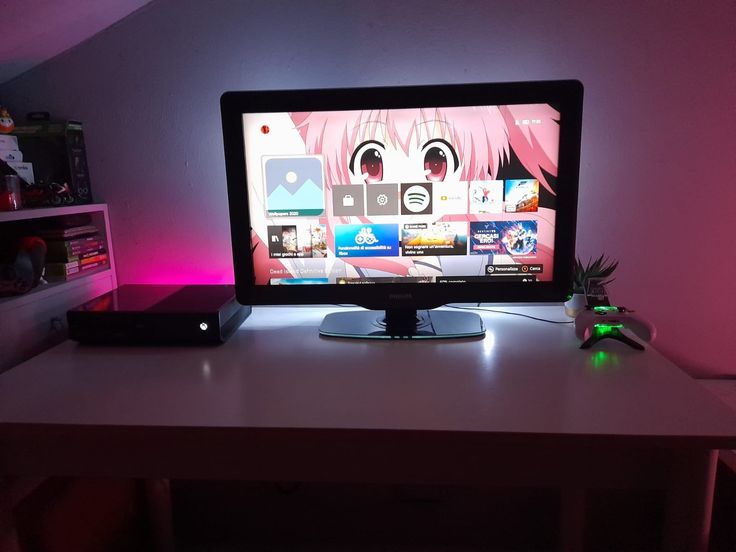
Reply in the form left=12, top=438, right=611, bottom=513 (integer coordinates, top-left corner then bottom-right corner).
left=376, top=193, right=389, bottom=206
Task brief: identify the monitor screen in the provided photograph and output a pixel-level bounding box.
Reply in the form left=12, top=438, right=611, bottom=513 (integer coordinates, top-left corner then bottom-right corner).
left=221, top=81, right=583, bottom=337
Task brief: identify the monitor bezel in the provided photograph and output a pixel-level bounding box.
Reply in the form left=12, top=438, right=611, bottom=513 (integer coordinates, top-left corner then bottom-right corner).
left=221, top=80, right=583, bottom=309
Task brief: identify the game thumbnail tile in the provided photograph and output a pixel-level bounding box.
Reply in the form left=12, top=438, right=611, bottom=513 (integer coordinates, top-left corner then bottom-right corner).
left=401, top=222, right=468, bottom=256
left=469, top=180, right=503, bottom=214
left=504, top=179, right=539, bottom=213
left=469, top=221, right=538, bottom=256
left=267, top=223, right=328, bottom=258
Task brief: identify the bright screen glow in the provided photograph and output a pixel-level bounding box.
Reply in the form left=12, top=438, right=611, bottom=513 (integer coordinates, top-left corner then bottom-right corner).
left=242, top=105, right=560, bottom=286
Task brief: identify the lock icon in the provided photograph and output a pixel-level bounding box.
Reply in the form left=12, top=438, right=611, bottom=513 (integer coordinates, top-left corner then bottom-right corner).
left=342, top=194, right=354, bottom=207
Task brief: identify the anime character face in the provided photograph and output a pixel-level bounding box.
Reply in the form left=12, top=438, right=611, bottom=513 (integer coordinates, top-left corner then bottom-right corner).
left=345, top=122, right=462, bottom=185
left=290, top=106, right=545, bottom=190
left=242, top=104, right=561, bottom=284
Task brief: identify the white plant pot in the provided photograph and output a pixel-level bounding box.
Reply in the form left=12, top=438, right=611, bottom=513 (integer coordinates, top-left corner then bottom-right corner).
left=564, top=293, right=586, bottom=318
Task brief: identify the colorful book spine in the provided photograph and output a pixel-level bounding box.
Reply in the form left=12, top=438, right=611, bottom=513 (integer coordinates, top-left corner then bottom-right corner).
left=48, top=247, right=107, bottom=264
left=80, top=253, right=108, bottom=266
left=45, top=236, right=106, bottom=259
left=78, top=259, right=107, bottom=272
left=45, top=254, right=109, bottom=281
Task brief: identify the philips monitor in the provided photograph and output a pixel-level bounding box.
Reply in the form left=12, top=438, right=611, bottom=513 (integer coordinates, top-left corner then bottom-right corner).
left=221, top=80, right=583, bottom=338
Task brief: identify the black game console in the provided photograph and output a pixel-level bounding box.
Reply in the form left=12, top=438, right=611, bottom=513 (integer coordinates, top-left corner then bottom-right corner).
left=67, top=284, right=251, bottom=344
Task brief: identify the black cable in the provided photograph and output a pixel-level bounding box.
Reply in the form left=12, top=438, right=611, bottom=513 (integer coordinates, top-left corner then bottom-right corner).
left=331, top=303, right=575, bottom=324
left=446, top=304, right=575, bottom=324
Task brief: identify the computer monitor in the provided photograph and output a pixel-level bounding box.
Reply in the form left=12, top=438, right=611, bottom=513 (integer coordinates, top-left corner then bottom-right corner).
left=221, top=80, right=583, bottom=338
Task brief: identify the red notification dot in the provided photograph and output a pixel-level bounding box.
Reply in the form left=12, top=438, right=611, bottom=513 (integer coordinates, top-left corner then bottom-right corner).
left=261, top=125, right=270, bottom=134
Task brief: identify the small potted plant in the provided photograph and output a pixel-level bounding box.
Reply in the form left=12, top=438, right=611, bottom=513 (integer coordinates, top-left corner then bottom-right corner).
left=565, top=254, right=619, bottom=317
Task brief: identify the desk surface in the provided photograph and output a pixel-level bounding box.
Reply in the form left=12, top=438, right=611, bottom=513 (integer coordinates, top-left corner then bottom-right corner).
left=4, top=305, right=732, bottom=551
left=1, top=305, right=736, bottom=446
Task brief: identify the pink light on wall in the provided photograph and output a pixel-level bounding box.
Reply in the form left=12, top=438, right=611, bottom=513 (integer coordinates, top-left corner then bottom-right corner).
left=0, top=0, right=733, bottom=375
left=129, top=266, right=234, bottom=285
left=107, top=195, right=235, bottom=285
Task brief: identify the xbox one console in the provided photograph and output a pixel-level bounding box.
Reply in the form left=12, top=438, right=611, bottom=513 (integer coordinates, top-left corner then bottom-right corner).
left=575, top=305, right=656, bottom=351
left=68, top=284, right=251, bottom=344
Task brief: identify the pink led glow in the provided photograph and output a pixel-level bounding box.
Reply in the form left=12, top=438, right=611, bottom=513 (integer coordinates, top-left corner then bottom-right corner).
left=128, top=266, right=234, bottom=285
left=0, top=1, right=730, bottom=374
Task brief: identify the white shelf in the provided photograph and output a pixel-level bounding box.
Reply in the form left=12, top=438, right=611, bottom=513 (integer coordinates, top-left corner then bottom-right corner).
left=0, top=202, right=118, bottom=371
left=0, top=267, right=114, bottom=313
left=0, top=202, right=117, bottom=312
left=0, top=203, right=108, bottom=223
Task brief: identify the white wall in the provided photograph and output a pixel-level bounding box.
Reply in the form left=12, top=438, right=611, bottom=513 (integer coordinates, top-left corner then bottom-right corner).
left=1, top=0, right=734, bottom=376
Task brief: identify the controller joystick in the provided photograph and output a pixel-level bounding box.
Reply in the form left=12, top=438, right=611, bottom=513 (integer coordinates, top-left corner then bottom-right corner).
left=574, top=305, right=656, bottom=351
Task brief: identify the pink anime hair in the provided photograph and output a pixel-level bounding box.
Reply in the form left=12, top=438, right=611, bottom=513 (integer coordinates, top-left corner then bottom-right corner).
left=290, top=104, right=559, bottom=193
left=272, top=105, right=560, bottom=281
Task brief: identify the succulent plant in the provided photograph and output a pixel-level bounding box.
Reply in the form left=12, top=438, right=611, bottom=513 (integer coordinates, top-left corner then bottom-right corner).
left=572, top=254, right=618, bottom=294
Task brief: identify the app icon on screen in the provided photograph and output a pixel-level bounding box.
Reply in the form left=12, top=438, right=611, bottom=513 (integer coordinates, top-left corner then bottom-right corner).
left=401, top=183, right=432, bottom=215
left=264, top=155, right=324, bottom=217
left=334, top=224, right=399, bottom=257
left=433, top=182, right=469, bottom=215
left=332, top=185, right=365, bottom=216
left=366, top=184, right=399, bottom=216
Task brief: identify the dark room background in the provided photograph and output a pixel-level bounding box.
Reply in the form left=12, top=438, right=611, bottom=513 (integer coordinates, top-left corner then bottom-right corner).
left=1, top=0, right=734, bottom=376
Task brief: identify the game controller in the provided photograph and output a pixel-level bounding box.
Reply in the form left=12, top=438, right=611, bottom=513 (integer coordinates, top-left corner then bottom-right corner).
left=575, top=305, right=656, bottom=351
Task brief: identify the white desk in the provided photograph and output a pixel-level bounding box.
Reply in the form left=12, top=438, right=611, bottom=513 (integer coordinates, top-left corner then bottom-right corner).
left=1, top=305, right=736, bottom=551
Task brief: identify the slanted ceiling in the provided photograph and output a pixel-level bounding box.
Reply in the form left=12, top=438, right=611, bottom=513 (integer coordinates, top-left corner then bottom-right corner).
left=0, top=0, right=154, bottom=85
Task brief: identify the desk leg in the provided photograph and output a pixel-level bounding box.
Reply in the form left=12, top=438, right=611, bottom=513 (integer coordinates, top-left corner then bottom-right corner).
left=145, top=478, right=175, bottom=552
left=662, top=449, right=717, bottom=552
left=0, top=514, right=21, bottom=552
left=0, top=476, right=46, bottom=552
left=560, top=486, right=586, bottom=552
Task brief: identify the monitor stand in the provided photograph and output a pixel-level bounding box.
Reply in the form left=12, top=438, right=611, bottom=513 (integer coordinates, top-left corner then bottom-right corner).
left=319, top=308, right=485, bottom=340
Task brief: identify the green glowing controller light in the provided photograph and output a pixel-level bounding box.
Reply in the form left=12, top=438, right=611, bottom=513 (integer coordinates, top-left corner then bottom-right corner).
left=593, top=306, right=620, bottom=313
left=592, top=323, right=624, bottom=337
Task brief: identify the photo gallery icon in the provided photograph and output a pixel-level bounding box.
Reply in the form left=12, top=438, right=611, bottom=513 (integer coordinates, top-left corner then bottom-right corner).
left=263, top=155, right=325, bottom=216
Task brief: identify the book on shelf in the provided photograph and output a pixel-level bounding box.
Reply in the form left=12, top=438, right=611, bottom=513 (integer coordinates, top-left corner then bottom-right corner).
left=45, top=262, right=81, bottom=280
left=78, top=259, right=107, bottom=271
left=45, top=253, right=109, bottom=281
left=47, top=246, right=107, bottom=263
left=45, top=236, right=106, bottom=258
left=79, top=253, right=108, bottom=266
left=38, top=225, right=99, bottom=240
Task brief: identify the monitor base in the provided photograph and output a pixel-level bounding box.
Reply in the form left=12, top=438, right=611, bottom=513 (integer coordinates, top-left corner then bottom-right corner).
left=319, top=308, right=485, bottom=340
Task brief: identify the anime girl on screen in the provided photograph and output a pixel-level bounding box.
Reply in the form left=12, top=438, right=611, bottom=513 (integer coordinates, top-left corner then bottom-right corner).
left=243, top=104, right=559, bottom=285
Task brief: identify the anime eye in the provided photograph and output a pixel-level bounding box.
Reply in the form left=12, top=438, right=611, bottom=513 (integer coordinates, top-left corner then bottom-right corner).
left=350, top=140, right=385, bottom=183
left=360, top=149, right=383, bottom=183
left=424, top=147, right=447, bottom=181
left=422, top=139, right=458, bottom=182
